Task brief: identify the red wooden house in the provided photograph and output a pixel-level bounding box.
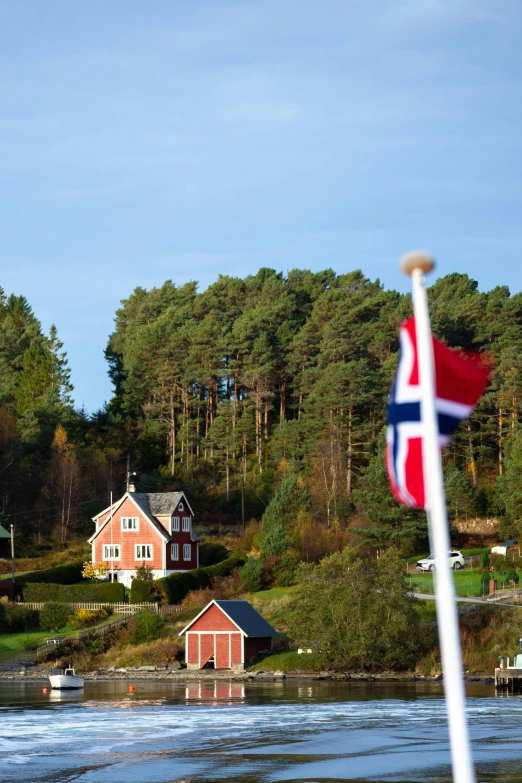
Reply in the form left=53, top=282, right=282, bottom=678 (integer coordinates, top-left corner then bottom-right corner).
left=89, top=489, right=199, bottom=587
left=179, top=599, right=277, bottom=670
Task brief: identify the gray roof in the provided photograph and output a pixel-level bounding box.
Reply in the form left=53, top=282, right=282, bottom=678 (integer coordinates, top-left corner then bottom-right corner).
left=129, top=492, right=200, bottom=541
left=215, top=600, right=277, bottom=637
left=131, top=492, right=187, bottom=518
left=147, top=492, right=185, bottom=516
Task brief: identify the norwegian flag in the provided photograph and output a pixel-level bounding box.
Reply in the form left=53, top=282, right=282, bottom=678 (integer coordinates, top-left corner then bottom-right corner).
left=386, top=317, right=489, bottom=509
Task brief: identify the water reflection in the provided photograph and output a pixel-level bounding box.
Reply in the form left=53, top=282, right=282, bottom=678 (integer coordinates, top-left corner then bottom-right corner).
left=0, top=680, right=516, bottom=783
left=185, top=681, right=245, bottom=702
left=48, top=689, right=82, bottom=704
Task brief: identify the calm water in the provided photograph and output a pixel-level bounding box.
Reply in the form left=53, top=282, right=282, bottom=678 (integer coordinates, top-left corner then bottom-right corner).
left=0, top=679, right=521, bottom=783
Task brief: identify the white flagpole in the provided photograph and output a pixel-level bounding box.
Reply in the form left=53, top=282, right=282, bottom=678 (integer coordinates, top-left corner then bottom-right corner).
left=400, top=251, right=476, bottom=783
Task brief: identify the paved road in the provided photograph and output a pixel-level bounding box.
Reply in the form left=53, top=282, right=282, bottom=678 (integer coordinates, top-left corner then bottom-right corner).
left=411, top=592, right=521, bottom=608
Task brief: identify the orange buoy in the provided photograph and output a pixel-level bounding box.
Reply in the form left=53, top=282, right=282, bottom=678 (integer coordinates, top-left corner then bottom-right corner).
left=128, top=685, right=135, bottom=692
left=43, top=688, right=48, bottom=694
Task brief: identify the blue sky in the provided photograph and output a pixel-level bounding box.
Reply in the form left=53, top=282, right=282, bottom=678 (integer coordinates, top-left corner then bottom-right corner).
left=1, top=0, right=521, bottom=412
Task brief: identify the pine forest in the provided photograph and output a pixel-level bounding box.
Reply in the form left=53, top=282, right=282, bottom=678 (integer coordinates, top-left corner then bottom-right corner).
left=2, top=268, right=522, bottom=559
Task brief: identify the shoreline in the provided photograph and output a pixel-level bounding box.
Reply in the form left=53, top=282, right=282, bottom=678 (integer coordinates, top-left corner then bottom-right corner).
left=0, top=666, right=495, bottom=684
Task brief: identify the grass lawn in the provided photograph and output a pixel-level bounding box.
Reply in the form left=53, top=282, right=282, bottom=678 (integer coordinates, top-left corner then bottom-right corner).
left=405, top=568, right=517, bottom=597
left=461, top=547, right=490, bottom=557
left=0, top=541, right=91, bottom=579
left=0, top=624, right=75, bottom=661
left=246, top=587, right=296, bottom=634
left=0, top=613, right=125, bottom=661
left=248, top=587, right=295, bottom=602
left=249, top=650, right=321, bottom=672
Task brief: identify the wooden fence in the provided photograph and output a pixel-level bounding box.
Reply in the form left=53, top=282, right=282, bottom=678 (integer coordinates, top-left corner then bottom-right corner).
left=36, top=614, right=133, bottom=659
left=19, top=602, right=181, bottom=615
left=34, top=602, right=181, bottom=659
left=487, top=588, right=522, bottom=603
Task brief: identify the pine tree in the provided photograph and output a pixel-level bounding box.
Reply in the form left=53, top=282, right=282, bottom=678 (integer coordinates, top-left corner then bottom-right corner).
left=353, top=437, right=427, bottom=554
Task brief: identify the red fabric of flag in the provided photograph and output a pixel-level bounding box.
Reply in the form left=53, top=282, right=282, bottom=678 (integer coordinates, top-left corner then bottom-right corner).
left=386, top=318, right=490, bottom=509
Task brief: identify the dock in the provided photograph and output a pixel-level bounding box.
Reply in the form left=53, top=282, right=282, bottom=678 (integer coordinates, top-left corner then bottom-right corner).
left=495, top=654, right=522, bottom=693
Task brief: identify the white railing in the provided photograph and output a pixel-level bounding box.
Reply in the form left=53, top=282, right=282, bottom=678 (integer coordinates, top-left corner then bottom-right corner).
left=19, top=602, right=181, bottom=615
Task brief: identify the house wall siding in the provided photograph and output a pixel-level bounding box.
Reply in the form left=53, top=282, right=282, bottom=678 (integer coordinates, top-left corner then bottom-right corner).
left=231, top=633, right=242, bottom=665
left=190, top=604, right=238, bottom=632
left=165, top=534, right=198, bottom=570
left=92, top=497, right=165, bottom=572
left=166, top=500, right=198, bottom=569
left=187, top=633, right=199, bottom=665
left=199, top=633, right=214, bottom=667
left=155, top=515, right=171, bottom=534
left=215, top=634, right=230, bottom=668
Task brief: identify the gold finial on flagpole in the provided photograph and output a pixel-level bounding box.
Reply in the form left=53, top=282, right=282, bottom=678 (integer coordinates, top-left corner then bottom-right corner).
left=399, top=251, right=435, bottom=276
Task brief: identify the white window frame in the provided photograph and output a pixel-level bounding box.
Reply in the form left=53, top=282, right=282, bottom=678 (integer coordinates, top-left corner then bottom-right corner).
left=171, top=543, right=179, bottom=560
left=135, top=544, right=153, bottom=560
left=182, top=516, right=191, bottom=532
left=103, top=544, right=120, bottom=560
left=183, top=543, right=191, bottom=561
left=179, top=502, right=184, bottom=512
left=121, top=517, right=139, bottom=531
left=172, top=516, right=180, bottom=532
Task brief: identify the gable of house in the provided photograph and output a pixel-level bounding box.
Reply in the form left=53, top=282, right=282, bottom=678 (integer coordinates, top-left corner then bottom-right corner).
left=90, top=495, right=167, bottom=572
left=89, top=492, right=170, bottom=544
left=179, top=600, right=277, bottom=638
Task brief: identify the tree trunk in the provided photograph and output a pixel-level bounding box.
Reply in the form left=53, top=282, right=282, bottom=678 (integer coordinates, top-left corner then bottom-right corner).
left=65, top=466, right=73, bottom=542
left=330, top=425, right=337, bottom=521
left=241, top=434, right=247, bottom=531
left=226, top=443, right=230, bottom=502
left=256, top=387, right=262, bottom=473
left=467, top=423, right=477, bottom=488
left=347, top=406, right=353, bottom=494
left=499, top=407, right=503, bottom=476
left=170, top=391, right=176, bottom=478
left=280, top=372, right=286, bottom=422
left=298, top=365, right=304, bottom=420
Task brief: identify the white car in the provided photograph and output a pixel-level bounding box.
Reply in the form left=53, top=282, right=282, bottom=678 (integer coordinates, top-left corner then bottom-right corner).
left=416, top=552, right=465, bottom=572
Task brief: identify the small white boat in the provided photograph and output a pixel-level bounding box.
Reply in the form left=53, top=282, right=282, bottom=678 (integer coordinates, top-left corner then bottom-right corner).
left=49, top=667, right=84, bottom=690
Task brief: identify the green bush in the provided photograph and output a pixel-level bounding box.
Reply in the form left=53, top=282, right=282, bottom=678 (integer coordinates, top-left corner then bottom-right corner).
left=1, top=604, right=40, bottom=632
left=131, top=552, right=247, bottom=605
left=22, top=581, right=125, bottom=603
left=260, top=524, right=289, bottom=558
left=132, top=611, right=165, bottom=644
left=133, top=563, right=155, bottom=581
left=241, top=557, right=262, bottom=592
left=20, top=561, right=85, bottom=584
left=289, top=548, right=423, bottom=671
left=70, top=607, right=112, bottom=629
left=274, top=553, right=299, bottom=587
left=40, top=603, right=71, bottom=632
left=506, top=569, right=520, bottom=584
left=130, top=579, right=166, bottom=604
left=198, top=542, right=229, bottom=567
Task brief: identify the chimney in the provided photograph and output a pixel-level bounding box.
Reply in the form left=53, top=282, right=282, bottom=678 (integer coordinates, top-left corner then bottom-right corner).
left=128, top=472, right=138, bottom=493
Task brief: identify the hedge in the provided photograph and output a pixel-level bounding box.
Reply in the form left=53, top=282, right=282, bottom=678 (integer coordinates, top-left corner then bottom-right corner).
left=130, top=578, right=165, bottom=604
left=198, top=542, right=229, bottom=568
left=21, top=581, right=125, bottom=603
left=130, top=552, right=246, bottom=605
left=20, top=560, right=85, bottom=585
left=0, top=603, right=40, bottom=632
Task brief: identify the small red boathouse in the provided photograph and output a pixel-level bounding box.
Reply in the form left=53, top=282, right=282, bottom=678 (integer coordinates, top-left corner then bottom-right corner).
left=179, top=599, right=277, bottom=670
